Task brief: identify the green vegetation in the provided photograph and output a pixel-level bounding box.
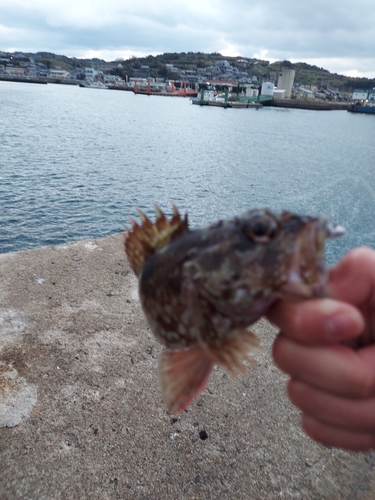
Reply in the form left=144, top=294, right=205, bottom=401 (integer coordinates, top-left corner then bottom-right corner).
left=110, top=52, right=268, bottom=81
left=17, top=51, right=375, bottom=92
left=269, top=60, right=373, bottom=91
left=111, top=53, right=375, bottom=92
left=32, top=52, right=86, bottom=70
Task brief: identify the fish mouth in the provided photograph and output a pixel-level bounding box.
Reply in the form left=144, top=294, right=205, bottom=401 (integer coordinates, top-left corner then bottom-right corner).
left=325, top=221, right=346, bottom=239
left=280, top=216, right=345, bottom=301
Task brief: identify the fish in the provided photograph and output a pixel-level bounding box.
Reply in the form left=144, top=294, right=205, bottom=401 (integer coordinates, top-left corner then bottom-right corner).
left=124, top=205, right=344, bottom=414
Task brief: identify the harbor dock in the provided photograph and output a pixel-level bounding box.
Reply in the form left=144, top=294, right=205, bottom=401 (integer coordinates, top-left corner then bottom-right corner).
left=263, top=99, right=348, bottom=111
left=1, top=234, right=374, bottom=499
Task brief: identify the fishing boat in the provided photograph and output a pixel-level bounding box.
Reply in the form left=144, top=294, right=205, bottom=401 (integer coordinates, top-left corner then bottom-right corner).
left=191, top=88, right=265, bottom=108
left=348, top=88, right=375, bottom=114
left=79, top=80, right=108, bottom=89
left=133, top=80, right=198, bottom=97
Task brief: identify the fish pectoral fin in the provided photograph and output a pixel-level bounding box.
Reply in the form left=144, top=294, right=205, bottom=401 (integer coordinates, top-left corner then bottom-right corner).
left=159, top=347, right=213, bottom=414
left=210, top=329, right=261, bottom=375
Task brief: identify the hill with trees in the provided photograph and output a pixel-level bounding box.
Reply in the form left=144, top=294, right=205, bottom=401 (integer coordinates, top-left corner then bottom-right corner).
left=3, top=51, right=374, bottom=92
left=111, top=53, right=375, bottom=92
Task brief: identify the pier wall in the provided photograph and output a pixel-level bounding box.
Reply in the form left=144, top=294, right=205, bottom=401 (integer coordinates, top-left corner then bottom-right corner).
left=263, top=98, right=348, bottom=111
left=0, top=234, right=373, bottom=498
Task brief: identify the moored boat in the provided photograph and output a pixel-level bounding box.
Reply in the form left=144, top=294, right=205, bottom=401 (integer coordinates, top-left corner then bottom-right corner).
left=348, top=88, right=375, bottom=114
left=191, top=88, right=265, bottom=108
left=348, top=103, right=375, bottom=114
left=79, top=80, right=108, bottom=89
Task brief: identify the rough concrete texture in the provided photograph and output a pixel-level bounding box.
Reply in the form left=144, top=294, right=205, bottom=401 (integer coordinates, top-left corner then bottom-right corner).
left=0, top=233, right=374, bottom=499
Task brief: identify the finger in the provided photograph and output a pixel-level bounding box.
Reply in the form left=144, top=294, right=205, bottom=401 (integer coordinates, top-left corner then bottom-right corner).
left=288, top=379, right=375, bottom=433
left=301, top=414, right=375, bottom=452
left=266, top=299, right=363, bottom=344
left=327, top=247, right=375, bottom=306
left=273, top=335, right=375, bottom=398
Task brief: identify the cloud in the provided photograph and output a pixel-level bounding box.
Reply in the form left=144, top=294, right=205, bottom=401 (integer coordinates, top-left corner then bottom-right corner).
left=0, top=0, right=374, bottom=77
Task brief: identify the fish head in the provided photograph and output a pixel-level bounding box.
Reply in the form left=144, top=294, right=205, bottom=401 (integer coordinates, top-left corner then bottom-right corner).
left=237, top=208, right=345, bottom=302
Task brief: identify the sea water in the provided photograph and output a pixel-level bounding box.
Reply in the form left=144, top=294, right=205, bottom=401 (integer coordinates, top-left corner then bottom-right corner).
left=1, top=81, right=374, bottom=265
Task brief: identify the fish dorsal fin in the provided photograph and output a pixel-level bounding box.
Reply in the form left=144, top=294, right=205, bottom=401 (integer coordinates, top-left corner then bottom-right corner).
left=124, top=204, right=189, bottom=276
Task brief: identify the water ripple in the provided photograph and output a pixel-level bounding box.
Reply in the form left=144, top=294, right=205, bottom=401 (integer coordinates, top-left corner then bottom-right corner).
left=1, top=82, right=374, bottom=264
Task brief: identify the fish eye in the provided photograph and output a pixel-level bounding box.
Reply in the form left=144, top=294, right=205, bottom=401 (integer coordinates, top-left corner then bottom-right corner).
left=252, top=222, right=270, bottom=236
left=247, top=215, right=279, bottom=242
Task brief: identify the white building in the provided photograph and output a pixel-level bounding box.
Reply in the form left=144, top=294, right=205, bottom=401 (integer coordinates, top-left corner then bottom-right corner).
left=49, top=69, right=70, bottom=79
left=5, top=67, right=25, bottom=76
left=295, top=87, right=315, bottom=99
left=277, top=68, right=295, bottom=98
left=261, top=82, right=274, bottom=96
left=273, top=89, right=286, bottom=99
left=84, top=67, right=97, bottom=79
left=243, top=85, right=259, bottom=98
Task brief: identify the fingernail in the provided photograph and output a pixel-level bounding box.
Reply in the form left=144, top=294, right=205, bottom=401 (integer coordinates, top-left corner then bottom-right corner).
left=325, top=313, right=361, bottom=341
left=325, top=317, right=343, bottom=339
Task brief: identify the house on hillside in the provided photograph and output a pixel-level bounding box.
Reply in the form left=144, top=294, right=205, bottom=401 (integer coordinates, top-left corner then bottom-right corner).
left=294, top=87, right=315, bottom=99
left=49, top=69, right=70, bottom=79
left=133, top=66, right=150, bottom=78
left=4, top=67, right=26, bottom=76
left=85, top=67, right=96, bottom=79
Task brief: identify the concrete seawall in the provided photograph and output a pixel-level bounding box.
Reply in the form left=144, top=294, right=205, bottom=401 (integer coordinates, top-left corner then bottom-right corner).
left=1, top=234, right=374, bottom=499
left=263, top=99, right=348, bottom=111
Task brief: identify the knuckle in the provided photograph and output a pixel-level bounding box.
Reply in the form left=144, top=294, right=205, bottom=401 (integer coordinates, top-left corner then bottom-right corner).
left=355, top=368, right=375, bottom=398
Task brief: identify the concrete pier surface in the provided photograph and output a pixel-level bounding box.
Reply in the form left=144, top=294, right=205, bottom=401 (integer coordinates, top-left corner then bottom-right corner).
left=1, top=233, right=374, bottom=499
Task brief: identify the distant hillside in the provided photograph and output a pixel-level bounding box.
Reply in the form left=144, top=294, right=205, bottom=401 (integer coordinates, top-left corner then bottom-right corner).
left=112, top=52, right=266, bottom=79
left=111, top=53, right=375, bottom=92
left=4, top=51, right=375, bottom=92
left=268, top=60, right=373, bottom=92
left=29, top=52, right=106, bottom=70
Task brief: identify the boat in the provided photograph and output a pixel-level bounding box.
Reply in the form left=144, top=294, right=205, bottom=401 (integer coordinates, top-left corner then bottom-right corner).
left=79, top=80, right=108, bottom=89
left=348, top=88, right=375, bottom=114
left=348, top=103, right=375, bottom=114
left=191, top=88, right=264, bottom=108
left=191, top=89, right=216, bottom=104
left=133, top=80, right=198, bottom=97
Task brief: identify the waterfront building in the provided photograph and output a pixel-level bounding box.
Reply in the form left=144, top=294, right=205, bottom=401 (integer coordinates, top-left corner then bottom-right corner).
left=4, top=67, right=26, bottom=76
left=84, top=67, right=97, bottom=79
left=49, top=69, right=70, bottom=79
left=277, top=68, right=296, bottom=98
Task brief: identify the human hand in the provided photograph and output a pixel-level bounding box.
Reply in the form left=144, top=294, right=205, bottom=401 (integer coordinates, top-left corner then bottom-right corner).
left=266, top=247, right=375, bottom=451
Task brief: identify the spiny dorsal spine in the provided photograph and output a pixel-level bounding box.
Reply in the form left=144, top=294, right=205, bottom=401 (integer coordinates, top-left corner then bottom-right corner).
left=124, top=204, right=188, bottom=276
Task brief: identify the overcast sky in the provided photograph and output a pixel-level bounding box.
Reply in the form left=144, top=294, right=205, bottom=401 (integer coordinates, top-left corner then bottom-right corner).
left=1, top=0, right=374, bottom=78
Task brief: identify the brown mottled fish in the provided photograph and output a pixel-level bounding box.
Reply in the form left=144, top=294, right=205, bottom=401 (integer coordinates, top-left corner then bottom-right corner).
left=125, top=205, right=344, bottom=414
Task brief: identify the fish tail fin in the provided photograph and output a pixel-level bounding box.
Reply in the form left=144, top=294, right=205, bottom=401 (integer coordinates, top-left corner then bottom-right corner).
left=210, top=329, right=261, bottom=375
left=159, top=347, right=213, bottom=414
left=124, top=204, right=188, bottom=276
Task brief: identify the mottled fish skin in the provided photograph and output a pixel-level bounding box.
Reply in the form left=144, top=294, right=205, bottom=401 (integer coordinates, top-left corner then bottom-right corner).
left=125, top=206, right=343, bottom=413
left=138, top=209, right=326, bottom=347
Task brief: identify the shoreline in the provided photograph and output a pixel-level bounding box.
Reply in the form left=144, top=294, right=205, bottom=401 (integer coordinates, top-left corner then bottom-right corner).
left=1, top=234, right=373, bottom=498
left=1, top=77, right=349, bottom=110
left=263, top=98, right=348, bottom=111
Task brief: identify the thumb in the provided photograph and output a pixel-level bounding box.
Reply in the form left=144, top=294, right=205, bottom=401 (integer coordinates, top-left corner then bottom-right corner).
left=327, top=247, right=375, bottom=306
left=266, top=298, right=363, bottom=345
